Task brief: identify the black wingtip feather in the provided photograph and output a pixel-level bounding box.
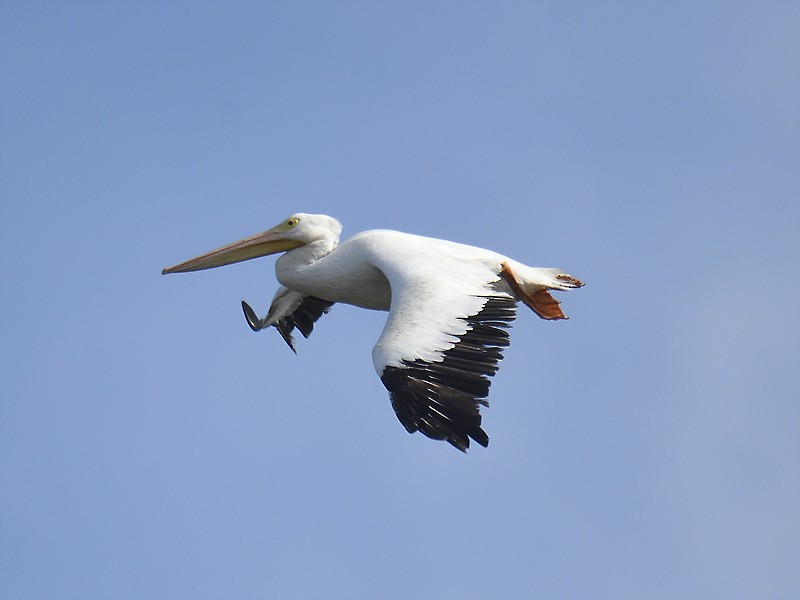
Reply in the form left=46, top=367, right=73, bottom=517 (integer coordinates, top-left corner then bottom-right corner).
left=380, top=295, right=516, bottom=452
left=242, top=296, right=334, bottom=354
left=273, top=296, right=334, bottom=352
left=242, top=301, right=264, bottom=332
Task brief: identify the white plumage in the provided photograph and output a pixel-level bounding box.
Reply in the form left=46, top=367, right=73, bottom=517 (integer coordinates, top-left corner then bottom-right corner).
left=163, top=213, right=583, bottom=451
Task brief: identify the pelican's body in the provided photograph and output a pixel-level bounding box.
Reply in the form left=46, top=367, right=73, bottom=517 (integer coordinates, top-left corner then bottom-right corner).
left=275, top=229, right=394, bottom=310
left=163, top=213, right=583, bottom=451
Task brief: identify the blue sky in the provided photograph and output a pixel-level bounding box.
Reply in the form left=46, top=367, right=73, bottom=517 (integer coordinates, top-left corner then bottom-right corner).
left=2, top=2, right=799, bottom=598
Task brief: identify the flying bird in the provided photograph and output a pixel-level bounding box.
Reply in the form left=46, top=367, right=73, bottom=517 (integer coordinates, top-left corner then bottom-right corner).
left=163, top=213, right=583, bottom=451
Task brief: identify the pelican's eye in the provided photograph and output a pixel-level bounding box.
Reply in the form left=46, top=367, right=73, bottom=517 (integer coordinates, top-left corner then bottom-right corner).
left=286, top=218, right=299, bottom=228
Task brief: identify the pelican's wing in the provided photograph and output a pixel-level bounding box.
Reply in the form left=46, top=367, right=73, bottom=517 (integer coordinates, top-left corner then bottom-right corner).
left=365, top=232, right=517, bottom=451
left=242, top=286, right=334, bottom=353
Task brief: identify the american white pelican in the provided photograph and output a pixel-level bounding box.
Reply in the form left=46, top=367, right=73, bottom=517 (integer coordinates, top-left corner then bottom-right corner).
left=163, top=213, right=583, bottom=451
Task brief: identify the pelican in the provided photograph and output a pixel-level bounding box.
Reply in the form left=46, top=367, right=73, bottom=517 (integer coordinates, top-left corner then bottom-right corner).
left=163, top=213, right=583, bottom=451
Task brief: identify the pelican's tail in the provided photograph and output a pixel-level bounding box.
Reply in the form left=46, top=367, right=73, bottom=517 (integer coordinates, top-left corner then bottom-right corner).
left=499, top=262, right=584, bottom=321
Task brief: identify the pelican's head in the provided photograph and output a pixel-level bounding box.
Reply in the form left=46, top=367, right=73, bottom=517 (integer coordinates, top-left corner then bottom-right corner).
left=162, top=213, right=343, bottom=274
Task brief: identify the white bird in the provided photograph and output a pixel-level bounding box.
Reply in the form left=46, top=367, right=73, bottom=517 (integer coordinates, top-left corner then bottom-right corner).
left=163, top=213, right=583, bottom=451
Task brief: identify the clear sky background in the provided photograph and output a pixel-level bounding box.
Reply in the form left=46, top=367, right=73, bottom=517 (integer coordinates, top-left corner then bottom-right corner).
left=2, top=2, right=799, bottom=599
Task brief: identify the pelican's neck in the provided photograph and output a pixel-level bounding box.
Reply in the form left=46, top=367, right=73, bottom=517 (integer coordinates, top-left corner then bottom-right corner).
left=275, top=236, right=338, bottom=288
